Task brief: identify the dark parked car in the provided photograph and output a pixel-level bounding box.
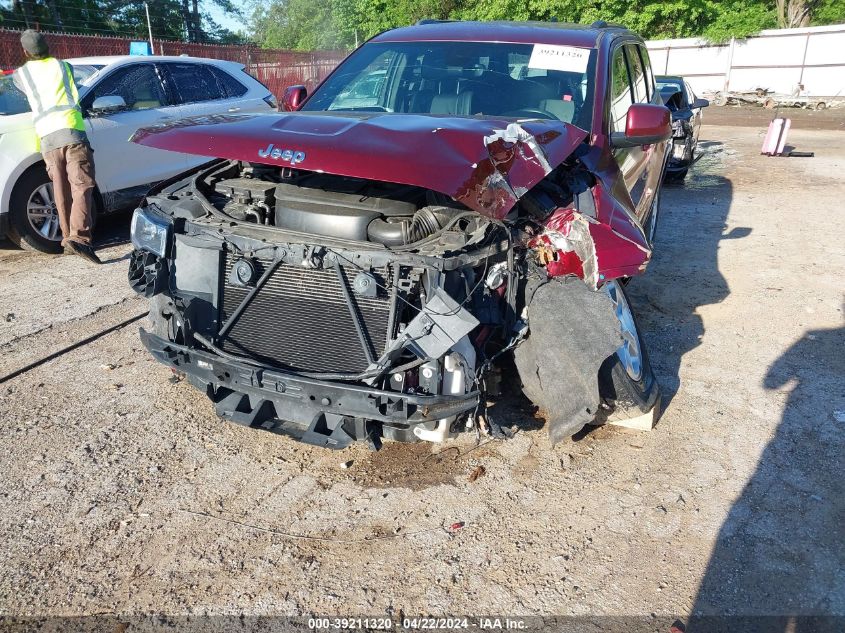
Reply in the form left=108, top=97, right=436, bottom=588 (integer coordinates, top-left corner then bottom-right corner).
left=656, top=75, right=709, bottom=180
left=127, top=20, right=671, bottom=450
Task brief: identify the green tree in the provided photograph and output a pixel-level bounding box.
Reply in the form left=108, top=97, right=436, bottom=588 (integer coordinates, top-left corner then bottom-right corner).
left=247, top=0, right=845, bottom=50
left=0, top=0, right=245, bottom=43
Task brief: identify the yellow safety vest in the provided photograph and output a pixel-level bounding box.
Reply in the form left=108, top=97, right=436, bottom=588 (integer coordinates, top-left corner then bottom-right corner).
left=16, top=57, right=85, bottom=141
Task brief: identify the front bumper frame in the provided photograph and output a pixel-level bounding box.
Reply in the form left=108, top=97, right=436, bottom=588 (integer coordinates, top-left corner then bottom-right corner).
left=140, top=329, right=480, bottom=449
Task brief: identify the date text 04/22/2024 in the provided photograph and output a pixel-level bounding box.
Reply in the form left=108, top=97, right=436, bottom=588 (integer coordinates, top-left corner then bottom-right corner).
left=307, top=617, right=528, bottom=630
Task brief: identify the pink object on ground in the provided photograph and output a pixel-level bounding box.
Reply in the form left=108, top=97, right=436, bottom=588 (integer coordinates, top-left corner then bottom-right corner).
left=761, top=118, right=792, bottom=156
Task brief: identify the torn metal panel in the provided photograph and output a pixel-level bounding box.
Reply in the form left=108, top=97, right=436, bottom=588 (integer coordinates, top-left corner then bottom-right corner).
left=530, top=181, right=652, bottom=289
left=531, top=207, right=600, bottom=290
left=131, top=112, right=588, bottom=220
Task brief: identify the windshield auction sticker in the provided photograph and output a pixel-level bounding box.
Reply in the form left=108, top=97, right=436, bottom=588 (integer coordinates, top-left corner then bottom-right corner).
left=528, top=44, right=590, bottom=73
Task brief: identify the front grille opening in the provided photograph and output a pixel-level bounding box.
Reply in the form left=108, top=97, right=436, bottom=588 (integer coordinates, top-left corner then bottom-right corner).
left=219, top=255, right=395, bottom=374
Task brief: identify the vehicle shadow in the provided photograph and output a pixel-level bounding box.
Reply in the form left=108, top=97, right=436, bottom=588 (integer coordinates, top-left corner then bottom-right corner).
left=0, top=209, right=131, bottom=253
left=687, top=321, right=845, bottom=632
left=93, top=209, right=132, bottom=250
left=627, top=140, right=751, bottom=409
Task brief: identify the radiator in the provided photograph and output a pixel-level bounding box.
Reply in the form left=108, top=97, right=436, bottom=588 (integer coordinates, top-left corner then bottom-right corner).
left=219, top=255, right=393, bottom=374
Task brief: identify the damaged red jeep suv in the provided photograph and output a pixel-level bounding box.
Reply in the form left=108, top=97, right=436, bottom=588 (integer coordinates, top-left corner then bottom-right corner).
left=128, top=20, right=671, bottom=449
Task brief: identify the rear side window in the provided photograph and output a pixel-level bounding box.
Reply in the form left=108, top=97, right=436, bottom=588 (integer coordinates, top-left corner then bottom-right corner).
left=210, top=67, right=248, bottom=98
left=609, top=46, right=633, bottom=134
left=639, top=46, right=656, bottom=100
left=625, top=45, right=649, bottom=103
left=165, top=63, right=226, bottom=104
left=83, top=64, right=166, bottom=111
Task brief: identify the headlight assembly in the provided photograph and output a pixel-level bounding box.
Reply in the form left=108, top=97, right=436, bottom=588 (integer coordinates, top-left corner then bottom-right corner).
left=131, top=207, right=172, bottom=257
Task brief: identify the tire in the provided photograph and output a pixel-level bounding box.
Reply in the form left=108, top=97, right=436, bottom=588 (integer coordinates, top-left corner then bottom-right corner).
left=664, top=168, right=688, bottom=183
left=7, top=165, right=63, bottom=253
left=814, top=102, right=826, bottom=111
left=596, top=281, right=660, bottom=423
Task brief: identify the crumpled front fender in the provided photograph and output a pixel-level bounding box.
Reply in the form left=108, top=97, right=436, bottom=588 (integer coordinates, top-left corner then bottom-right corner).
left=529, top=180, right=651, bottom=289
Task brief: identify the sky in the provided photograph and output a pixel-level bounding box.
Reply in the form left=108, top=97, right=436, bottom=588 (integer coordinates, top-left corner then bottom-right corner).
left=206, top=2, right=249, bottom=35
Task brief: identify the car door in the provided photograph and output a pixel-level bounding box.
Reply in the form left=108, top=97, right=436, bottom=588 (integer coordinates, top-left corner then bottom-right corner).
left=609, top=43, right=651, bottom=218
left=82, top=63, right=183, bottom=199
left=634, top=45, right=664, bottom=217
left=686, top=81, right=703, bottom=144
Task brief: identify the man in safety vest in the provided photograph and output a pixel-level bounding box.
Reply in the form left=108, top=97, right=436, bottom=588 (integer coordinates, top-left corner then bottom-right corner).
left=13, top=30, right=100, bottom=264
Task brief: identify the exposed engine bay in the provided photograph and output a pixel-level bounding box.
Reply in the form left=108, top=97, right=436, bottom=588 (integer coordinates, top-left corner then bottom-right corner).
left=129, top=131, right=658, bottom=449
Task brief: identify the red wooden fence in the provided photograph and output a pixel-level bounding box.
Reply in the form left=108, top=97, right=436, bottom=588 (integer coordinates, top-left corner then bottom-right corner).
left=0, top=28, right=346, bottom=96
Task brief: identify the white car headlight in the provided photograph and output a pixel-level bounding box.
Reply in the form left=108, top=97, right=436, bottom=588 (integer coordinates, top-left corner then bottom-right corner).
left=131, top=207, right=172, bottom=257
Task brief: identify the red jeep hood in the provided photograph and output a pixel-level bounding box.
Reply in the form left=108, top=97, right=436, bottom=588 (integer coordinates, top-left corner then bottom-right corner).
left=131, top=112, right=588, bottom=219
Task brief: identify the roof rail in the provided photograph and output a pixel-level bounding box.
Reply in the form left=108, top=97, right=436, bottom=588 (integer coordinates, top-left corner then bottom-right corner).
left=415, top=19, right=455, bottom=25
left=591, top=19, right=627, bottom=29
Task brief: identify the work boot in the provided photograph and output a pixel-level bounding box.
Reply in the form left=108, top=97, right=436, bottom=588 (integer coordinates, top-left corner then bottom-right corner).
left=67, top=241, right=102, bottom=265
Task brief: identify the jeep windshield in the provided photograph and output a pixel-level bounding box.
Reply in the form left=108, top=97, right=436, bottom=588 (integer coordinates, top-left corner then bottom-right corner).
left=301, top=41, right=597, bottom=130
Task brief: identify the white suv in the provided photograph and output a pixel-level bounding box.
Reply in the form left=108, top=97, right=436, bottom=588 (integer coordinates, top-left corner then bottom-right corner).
left=0, top=55, right=277, bottom=252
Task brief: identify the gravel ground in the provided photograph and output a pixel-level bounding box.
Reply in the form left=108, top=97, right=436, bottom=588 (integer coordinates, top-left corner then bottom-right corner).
left=0, top=121, right=843, bottom=627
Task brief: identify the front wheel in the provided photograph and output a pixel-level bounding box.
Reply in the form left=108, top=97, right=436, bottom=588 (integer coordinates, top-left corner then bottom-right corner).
left=7, top=165, right=63, bottom=253
left=596, top=280, right=660, bottom=423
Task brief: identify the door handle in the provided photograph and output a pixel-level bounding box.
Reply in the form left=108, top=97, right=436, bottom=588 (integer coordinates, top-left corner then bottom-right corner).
left=227, top=107, right=241, bottom=113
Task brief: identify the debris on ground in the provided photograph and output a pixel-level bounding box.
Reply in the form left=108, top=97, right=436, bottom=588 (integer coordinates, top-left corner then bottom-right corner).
left=467, top=465, right=486, bottom=482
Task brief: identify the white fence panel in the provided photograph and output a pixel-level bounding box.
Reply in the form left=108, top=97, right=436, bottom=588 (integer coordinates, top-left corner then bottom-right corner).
left=646, top=24, right=845, bottom=98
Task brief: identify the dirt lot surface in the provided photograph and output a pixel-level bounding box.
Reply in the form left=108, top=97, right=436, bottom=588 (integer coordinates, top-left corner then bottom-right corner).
left=705, top=103, right=845, bottom=131
left=1, top=119, right=844, bottom=627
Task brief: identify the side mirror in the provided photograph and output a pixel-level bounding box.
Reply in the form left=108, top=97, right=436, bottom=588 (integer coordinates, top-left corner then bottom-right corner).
left=91, top=95, right=127, bottom=115
left=611, top=103, right=671, bottom=148
left=282, top=85, right=307, bottom=112
left=692, top=97, right=710, bottom=109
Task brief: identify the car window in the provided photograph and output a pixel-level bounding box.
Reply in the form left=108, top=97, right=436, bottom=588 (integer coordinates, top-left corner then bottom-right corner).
left=210, top=67, right=248, bottom=98
left=165, top=63, right=227, bottom=104
left=686, top=82, right=697, bottom=105
left=638, top=46, right=655, bottom=101
left=609, top=46, right=633, bottom=134
left=625, top=45, right=648, bottom=103
left=329, top=50, right=392, bottom=110
left=83, top=64, right=166, bottom=112
left=301, top=41, right=598, bottom=129
left=72, top=64, right=103, bottom=85
left=656, top=79, right=686, bottom=107
left=0, top=74, right=30, bottom=116
left=1, top=63, right=104, bottom=116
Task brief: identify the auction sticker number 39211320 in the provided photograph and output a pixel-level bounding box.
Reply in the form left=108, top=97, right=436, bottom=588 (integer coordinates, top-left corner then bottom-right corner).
left=528, top=44, right=590, bottom=73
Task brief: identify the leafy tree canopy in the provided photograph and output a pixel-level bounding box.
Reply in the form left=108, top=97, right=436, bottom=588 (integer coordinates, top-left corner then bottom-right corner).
left=250, top=0, right=845, bottom=50
left=1, top=0, right=842, bottom=48
left=0, top=0, right=247, bottom=43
